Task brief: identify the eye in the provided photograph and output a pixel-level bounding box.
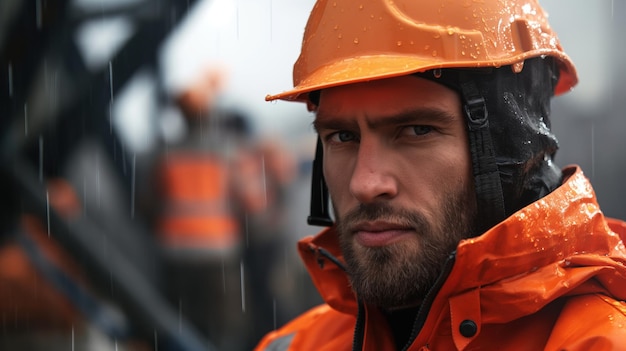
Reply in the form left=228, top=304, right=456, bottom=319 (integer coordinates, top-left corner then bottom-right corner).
left=329, top=131, right=357, bottom=143
left=403, top=125, right=434, bottom=136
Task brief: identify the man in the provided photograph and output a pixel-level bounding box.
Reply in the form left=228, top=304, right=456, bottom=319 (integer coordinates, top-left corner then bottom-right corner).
left=256, top=0, right=626, bottom=350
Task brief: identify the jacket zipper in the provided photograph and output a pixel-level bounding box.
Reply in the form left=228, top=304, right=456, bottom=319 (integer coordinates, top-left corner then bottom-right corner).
left=351, top=251, right=457, bottom=351
left=316, top=246, right=456, bottom=351
left=352, top=300, right=366, bottom=351
left=401, top=251, right=457, bottom=351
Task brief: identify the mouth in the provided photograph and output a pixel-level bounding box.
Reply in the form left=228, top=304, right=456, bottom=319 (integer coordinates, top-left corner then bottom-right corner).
left=352, top=221, right=415, bottom=247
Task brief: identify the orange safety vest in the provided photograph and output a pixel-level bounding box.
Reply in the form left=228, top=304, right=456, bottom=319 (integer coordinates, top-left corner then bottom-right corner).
left=156, top=152, right=241, bottom=255
left=255, top=166, right=626, bottom=350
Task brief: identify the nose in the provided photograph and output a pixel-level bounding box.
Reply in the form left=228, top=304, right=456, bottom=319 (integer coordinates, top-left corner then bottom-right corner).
left=348, top=140, right=398, bottom=204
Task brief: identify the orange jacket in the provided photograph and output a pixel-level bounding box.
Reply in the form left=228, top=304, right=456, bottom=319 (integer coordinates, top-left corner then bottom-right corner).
left=256, top=166, right=626, bottom=351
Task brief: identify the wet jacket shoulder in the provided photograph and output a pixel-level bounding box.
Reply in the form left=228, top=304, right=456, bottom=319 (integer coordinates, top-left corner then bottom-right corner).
left=254, top=304, right=356, bottom=351
left=255, top=166, right=626, bottom=351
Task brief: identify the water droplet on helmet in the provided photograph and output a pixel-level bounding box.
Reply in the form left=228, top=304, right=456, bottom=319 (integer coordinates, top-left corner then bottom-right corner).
left=433, top=69, right=442, bottom=78
left=396, top=41, right=402, bottom=47
left=353, top=38, right=359, bottom=44
left=512, top=61, right=525, bottom=73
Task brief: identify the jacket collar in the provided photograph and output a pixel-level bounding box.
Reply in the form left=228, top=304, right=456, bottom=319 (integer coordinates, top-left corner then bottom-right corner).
left=298, top=166, right=626, bottom=317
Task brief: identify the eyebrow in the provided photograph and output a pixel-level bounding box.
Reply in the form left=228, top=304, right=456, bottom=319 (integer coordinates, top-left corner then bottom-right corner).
left=313, top=107, right=458, bottom=132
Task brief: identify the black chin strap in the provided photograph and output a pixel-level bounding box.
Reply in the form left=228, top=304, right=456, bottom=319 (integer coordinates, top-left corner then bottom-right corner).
left=460, top=76, right=506, bottom=233
left=308, top=137, right=333, bottom=226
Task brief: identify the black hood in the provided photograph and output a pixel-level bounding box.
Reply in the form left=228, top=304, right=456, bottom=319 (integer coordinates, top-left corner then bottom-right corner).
left=416, top=56, right=562, bottom=231
left=471, top=57, right=561, bottom=216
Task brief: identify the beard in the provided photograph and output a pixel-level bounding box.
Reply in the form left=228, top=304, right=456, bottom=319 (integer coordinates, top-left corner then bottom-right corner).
left=334, top=186, right=477, bottom=309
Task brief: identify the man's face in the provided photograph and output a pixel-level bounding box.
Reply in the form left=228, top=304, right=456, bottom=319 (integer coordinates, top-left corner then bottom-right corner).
left=314, top=75, right=477, bottom=309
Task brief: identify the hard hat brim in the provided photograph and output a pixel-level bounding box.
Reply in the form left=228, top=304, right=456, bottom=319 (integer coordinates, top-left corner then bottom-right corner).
left=266, top=52, right=577, bottom=103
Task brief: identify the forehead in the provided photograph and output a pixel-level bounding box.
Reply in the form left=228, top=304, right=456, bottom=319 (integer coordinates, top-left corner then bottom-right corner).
left=315, top=75, right=462, bottom=125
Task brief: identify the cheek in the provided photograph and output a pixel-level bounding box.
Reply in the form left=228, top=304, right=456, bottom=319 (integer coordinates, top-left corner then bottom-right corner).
left=440, top=153, right=471, bottom=185
left=449, top=144, right=473, bottom=188
left=404, top=152, right=470, bottom=197
left=323, top=155, right=354, bottom=205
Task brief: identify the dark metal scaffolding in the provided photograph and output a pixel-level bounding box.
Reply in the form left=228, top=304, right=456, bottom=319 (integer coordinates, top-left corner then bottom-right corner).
left=0, top=0, right=216, bottom=349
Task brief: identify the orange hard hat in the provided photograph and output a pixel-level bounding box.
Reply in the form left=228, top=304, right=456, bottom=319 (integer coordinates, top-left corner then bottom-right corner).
left=266, top=0, right=577, bottom=102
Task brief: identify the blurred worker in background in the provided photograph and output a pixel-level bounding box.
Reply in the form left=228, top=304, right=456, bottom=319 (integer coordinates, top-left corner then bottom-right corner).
left=150, top=64, right=297, bottom=350
left=155, top=67, right=248, bottom=258
left=256, top=0, right=626, bottom=350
